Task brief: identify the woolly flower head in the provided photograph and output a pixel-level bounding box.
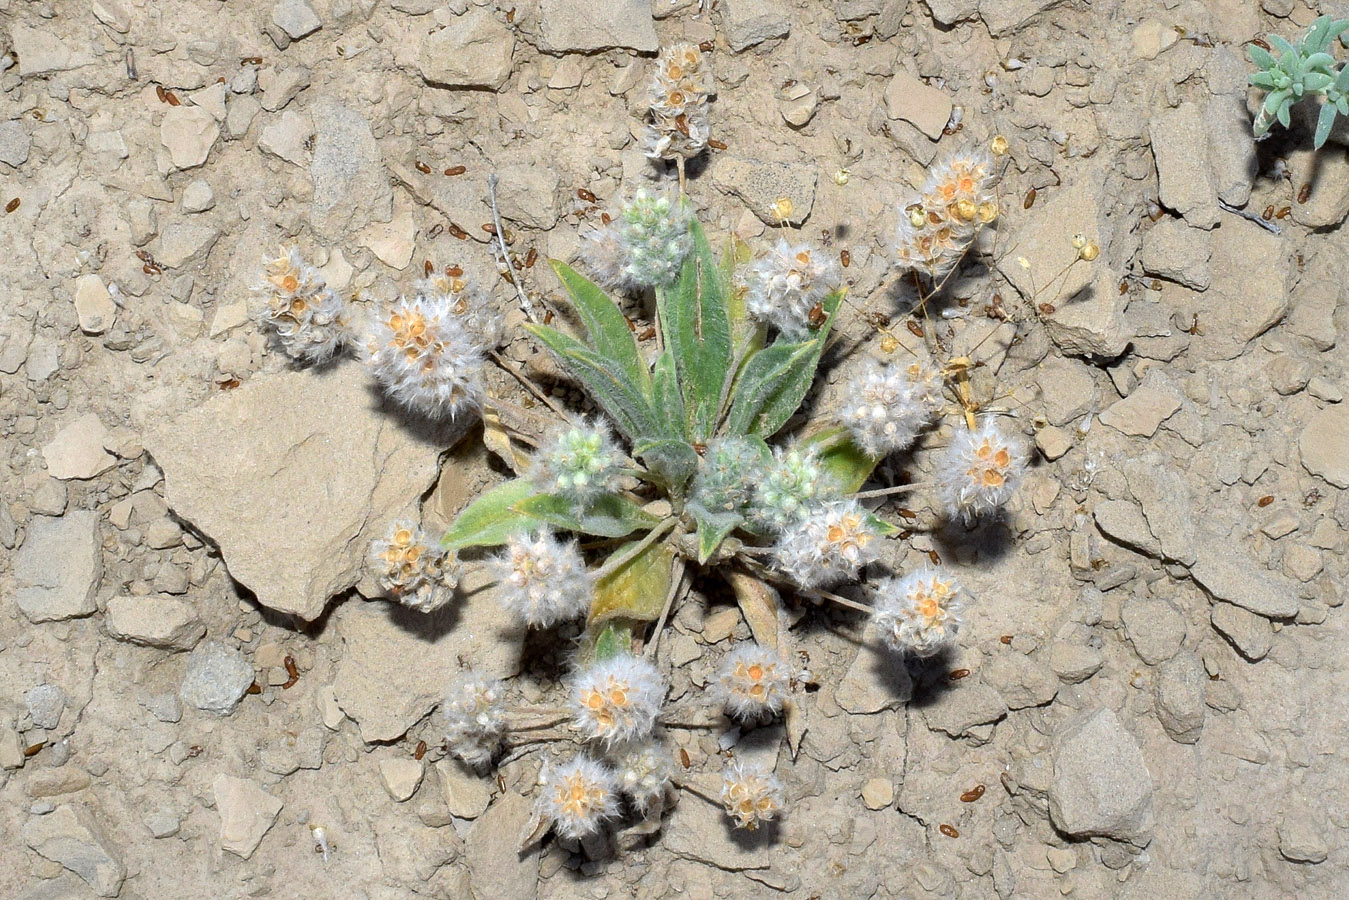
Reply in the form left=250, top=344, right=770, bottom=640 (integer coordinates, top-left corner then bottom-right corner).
left=365, top=294, right=485, bottom=421
left=871, top=566, right=964, bottom=658
left=369, top=520, right=459, bottom=613
left=579, top=225, right=630, bottom=291
left=720, top=760, right=783, bottom=830
left=443, top=670, right=505, bottom=767
left=714, top=643, right=791, bottom=721
left=644, top=43, right=713, bottom=160
left=743, top=241, right=840, bottom=340
left=837, top=360, right=942, bottom=457
left=895, top=144, right=998, bottom=279
left=772, top=499, right=881, bottom=589
left=531, top=420, right=624, bottom=506
left=572, top=654, right=666, bottom=748
left=611, top=741, right=672, bottom=814
left=687, top=437, right=767, bottom=526
left=490, top=530, right=592, bottom=628
left=581, top=191, right=693, bottom=290
left=413, top=271, right=505, bottom=350
left=936, top=419, right=1027, bottom=523
left=539, top=754, right=621, bottom=841
left=749, top=446, right=837, bottom=533
left=256, top=247, right=353, bottom=363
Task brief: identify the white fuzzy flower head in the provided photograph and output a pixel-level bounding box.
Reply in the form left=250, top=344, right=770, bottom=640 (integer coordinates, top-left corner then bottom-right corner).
left=772, top=499, right=882, bottom=589
left=645, top=43, right=713, bottom=160
left=871, top=566, right=964, bottom=658
left=936, top=419, right=1027, bottom=524
left=579, top=224, right=630, bottom=290
left=750, top=446, right=836, bottom=533
left=413, top=271, right=505, bottom=350
left=895, top=144, right=998, bottom=279
left=687, top=437, right=766, bottom=526
left=572, top=654, right=666, bottom=748
left=539, top=754, right=621, bottom=841
left=443, top=671, right=505, bottom=767
left=611, top=741, right=672, bottom=814
left=744, top=241, right=839, bottom=340
left=490, top=530, right=592, bottom=628
left=837, top=360, right=942, bottom=457
left=531, top=420, right=624, bottom=506
left=256, top=247, right=353, bottom=363
left=620, top=190, right=694, bottom=288
left=715, top=643, right=791, bottom=721
left=369, top=520, right=459, bottom=613
left=365, top=294, right=485, bottom=421
left=720, top=760, right=783, bottom=830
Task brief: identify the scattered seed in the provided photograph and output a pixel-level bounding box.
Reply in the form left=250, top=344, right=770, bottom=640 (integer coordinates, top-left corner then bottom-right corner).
left=242, top=56, right=264, bottom=65
left=577, top=188, right=597, bottom=203
left=246, top=681, right=263, bottom=695
left=496, top=772, right=507, bottom=792
left=840, top=249, right=851, bottom=267
left=948, top=668, right=971, bottom=680
left=5, top=197, right=18, bottom=213
left=1119, top=280, right=1128, bottom=295
left=927, top=549, right=941, bottom=565
left=424, top=259, right=434, bottom=277
left=960, top=784, right=986, bottom=803
left=906, top=320, right=924, bottom=337
left=1275, top=206, right=1291, bottom=219
left=447, top=224, right=469, bottom=240
left=1262, top=205, right=1275, bottom=221
left=1297, top=182, right=1311, bottom=204
left=499, top=269, right=515, bottom=286
left=601, top=212, right=612, bottom=225
left=808, top=302, right=827, bottom=328
left=443, top=165, right=467, bottom=176
left=939, top=824, right=959, bottom=838
left=1023, top=187, right=1036, bottom=209
left=415, top=161, right=432, bottom=174
left=699, top=40, right=714, bottom=52
left=679, top=747, right=691, bottom=768
left=445, top=265, right=463, bottom=277
left=219, top=378, right=241, bottom=391
left=281, top=655, right=300, bottom=689
left=505, top=7, right=516, bottom=23
left=525, top=247, right=538, bottom=268
left=482, top=223, right=497, bottom=236
left=414, top=740, right=427, bottom=760
left=428, top=223, right=444, bottom=239
left=24, top=742, right=45, bottom=758
left=999, top=634, right=1013, bottom=645
left=156, top=84, right=167, bottom=103
left=165, top=91, right=180, bottom=106
left=896, top=508, right=917, bottom=519
left=638, top=326, right=656, bottom=340
left=187, top=745, right=204, bottom=758
left=1258, top=495, right=1274, bottom=507
left=1038, top=303, right=1056, bottom=315
left=708, top=138, right=727, bottom=150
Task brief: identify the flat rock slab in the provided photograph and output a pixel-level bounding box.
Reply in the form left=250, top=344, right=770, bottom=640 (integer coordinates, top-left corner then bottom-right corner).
left=1048, top=708, right=1154, bottom=846
left=538, top=0, right=657, bottom=52
left=143, top=361, right=454, bottom=621
left=1099, top=371, right=1182, bottom=437
left=213, top=775, right=283, bottom=859
left=418, top=9, right=517, bottom=88
left=42, top=412, right=116, bottom=480
left=466, top=791, right=540, bottom=900
left=712, top=156, right=816, bottom=226
left=105, top=594, right=204, bottom=650
left=1300, top=404, right=1349, bottom=488
left=884, top=70, right=952, bottom=140
left=14, top=511, right=103, bottom=623
left=309, top=100, right=392, bottom=241
left=22, top=805, right=125, bottom=897
left=1190, top=539, right=1301, bottom=619
left=1150, top=102, right=1218, bottom=228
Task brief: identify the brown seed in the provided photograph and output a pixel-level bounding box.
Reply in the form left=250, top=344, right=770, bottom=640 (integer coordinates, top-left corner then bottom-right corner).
left=1262, top=205, right=1275, bottom=221
left=142, top=265, right=155, bottom=275
left=525, top=247, right=538, bottom=268
left=482, top=223, right=497, bottom=236
left=424, top=259, right=434, bottom=277
left=1023, top=187, right=1037, bottom=209
left=1258, top=495, right=1274, bottom=507
left=156, top=84, right=167, bottom=103
left=840, top=249, right=851, bottom=268
left=1298, top=182, right=1312, bottom=204
left=1119, top=280, right=1129, bottom=295
left=428, top=223, right=444, bottom=239
left=852, top=34, right=871, bottom=46
left=443, top=165, right=467, bottom=176
left=282, top=655, right=300, bottom=689
left=601, top=212, right=612, bottom=225
left=708, top=138, right=728, bottom=150
left=505, top=7, right=516, bottom=23
left=808, top=302, right=827, bottom=328
left=638, top=326, right=656, bottom=340
left=1038, top=302, right=1056, bottom=315
left=928, top=549, right=941, bottom=565
left=24, top=742, right=45, bottom=758
left=445, top=265, right=463, bottom=277
left=577, top=188, right=597, bottom=203
left=219, top=378, right=240, bottom=391
left=496, top=772, right=507, bottom=792
left=414, top=740, right=428, bottom=760
left=5, top=197, right=18, bottom=213
left=1275, top=206, right=1291, bottom=219
left=939, top=824, right=959, bottom=839
left=906, top=320, right=924, bottom=338
left=242, top=56, right=263, bottom=65
left=999, top=634, right=1013, bottom=645
left=699, top=40, right=714, bottom=52
left=165, top=91, right=180, bottom=106
left=544, top=310, right=554, bottom=324
left=187, top=745, right=204, bottom=758
left=896, top=508, right=917, bottom=519
left=960, top=784, right=986, bottom=802
left=679, top=747, right=692, bottom=768
left=948, top=668, right=971, bottom=681
left=415, top=160, right=432, bottom=174
left=246, top=681, right=262, bottom=695
left=448, top=224, right=469, bottom=240
left=1250, top=38, right=1271, bottom=51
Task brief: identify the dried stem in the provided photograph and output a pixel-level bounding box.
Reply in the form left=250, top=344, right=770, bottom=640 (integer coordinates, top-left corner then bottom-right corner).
left=488, top=172, right=540, bottom=323
left=592, top=517, right=679, bottom=583
left=851, top=481, right=930, bottom=500
left=645, top=555, right=689, bottom=659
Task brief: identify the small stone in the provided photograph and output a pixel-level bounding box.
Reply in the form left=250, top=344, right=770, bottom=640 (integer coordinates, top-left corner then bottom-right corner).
left=1036, top=356, right=1097, bottom=425
left=716, top=0, right=791, bottom=52
left=26, top=766, right=92, bottom=798
left=1299, top=404, right=1349, bottom=489
left=712, top=156, right=816, bottom=226
left=977, top=0, right=1061, bottom=36
left=1210, top=601, right=1272, bottom=661
left=1151, top=102, right=1219, bottom=228
left=309, top=101, right=391, bottom=240
left=861, top=777, right=894, bottom=810
left=1278, top=809, right=1330, bottom=863
left=360, top=204, right=417, bottom=269
left=188, top=82, right=228, bottom=121
left=259, top=110, right=313, bottom=167
left=105, top=595, right=205, bottom=650
left=1190, top=539, right=1301, bottom=619
left=26, top=684, right=66, bottom=730
left=780, top=87, right=818, bottom=128
left=160, top=105, right=220, bottom=170
left=181, top=641, right=255, bottom=715
left=73, top=275, right=117, bottom=335
left=837, top=646, right=912, bottom=713
left=154, top=222, right=220, bottom=268
left=43, top=413, right=116, bottom=480
left=11, top=25, right=84, bottom=76
left=1306, top=376, right=1342, bottom=403
left=547, top=57, right=584, bottom=90
left=1205, top=49, right=1258, bottom=207
left=1139, top=217, right=1210, bottom=290
left=437, top=759, right=492, bottom=818
left=1154, top=652, right=1206, bottom=744
left=539, top=0, right=658, bottom=52
left=922, top=683, right=1008, bottom=738
left=701, top=607, right=741, bottom=644
left=380, top=758, right=425, bottom=801
left=1, top=727, right=24, bottom=769
left=884, top=69, right=953, bottom=140
left=91, top=0, right=133, bottom=33
left=1121, top=596, right=1185, bottom=665
left=0, top=119, right=32, bottom=167
left=1048, top=708, right=1154, bottom=846
left=22, top=805, right=126, bottom=897
left=1266, top=355, right=1310, bottom=396
left=1287, top=280, right=1338, bottom=351
left=272, top=0, right=321, bottom=40
left=213, top=775, right=283, bottom=859
left=1291, top=150, right=1349, bottom=229
left=418, top=10, right=516, bottom=89
left=144, top=809, right=181, bottom=839
left=982, top=652, right=1058, bottom=710
left=466, top=793, right=540, bottom=900
left=209, top=301, right=250, bottom=338
left=1035, top=425, right=1071, bottom=460
left=182, top=179, right=215, bottom=213
left=1099, top=371, right=1182, bottom=437
left=1282, top=543, right=1323, bottom=583
left=258, top=66, right=312, bottom=112
left=494, top=164, right=560, bottom=229
left=926, top=0, right=978, bottom=26
left=1132, top=19, right=1179, bottom=59
left=14, top=512, right=103, bottom=623
left=1095, top=499, right=1155, bottom=557
left=1121, top=456, right=1195, bottom=565
left=1047, top=641, right=1103, bottom=683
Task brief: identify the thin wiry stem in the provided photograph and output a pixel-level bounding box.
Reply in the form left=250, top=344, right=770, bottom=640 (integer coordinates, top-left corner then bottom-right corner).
left=488, top=350, right=574, bottom=423
left=645, top=555, right=689, bottom=659
left=488, top=173, right=540, bottom=323
left=592, top=518, right=679, bottom=583
left=851, top=481, right=930, bottom=500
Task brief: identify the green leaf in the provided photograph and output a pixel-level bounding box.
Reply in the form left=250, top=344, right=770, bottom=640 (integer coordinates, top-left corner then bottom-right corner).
left=744, top=290, right=845, bottom=439
left=592, top=623, right=633, bottom=662
left=800, top=426, right=882, bottom=493
left=515, top=492, right=661, bottom=538
left=526, top=323, right=658, bottom=440
left=1249, top=44, right=1277, bottom=70
left=1277, top=97, right=1293, bottom=128
left=1315, top=100, right=1338, bottom=148
left=657, top=220, right=733, bottom=442
left=722, top=340, right=817, bottom=436
left=1269, top=34, right=1298, bottom=61
left=691, top=509, right=741, bottom=564
left=1250, top=71, right=1280, bottom=89
left=1334, top=64, right=1349, bottom=93
left=651, top=350, right=686, bottom=440
left=633, top=437, right=700, bottom=495
left=549, top=259, right=653, bottom=400
left=441, top=478, right=544, bottom=549
left=866, top=513, right=901, bottom=537
left=722, top=233, right=757, bottom=350
left=589, top=535, right=676, bottom=627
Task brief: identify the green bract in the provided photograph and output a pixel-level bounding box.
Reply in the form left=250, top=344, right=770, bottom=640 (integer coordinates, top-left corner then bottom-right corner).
left=1249, top=15, right=1349, bottom=149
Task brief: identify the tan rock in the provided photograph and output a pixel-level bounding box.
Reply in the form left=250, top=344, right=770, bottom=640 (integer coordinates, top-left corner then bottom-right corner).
left=43, top=413, right=116, bottom=480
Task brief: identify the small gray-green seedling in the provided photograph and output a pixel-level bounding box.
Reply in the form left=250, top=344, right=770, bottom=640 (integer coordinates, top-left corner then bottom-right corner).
left=1249, top=14, right=1349, bottom=148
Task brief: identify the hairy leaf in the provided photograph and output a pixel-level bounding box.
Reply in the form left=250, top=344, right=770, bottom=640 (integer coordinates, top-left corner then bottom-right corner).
left=722, top=340, right=817, bottom=437
left=692, top=511, right=741, bottom=564
left=726, top=569, right=780, bottom=650
left=651, top=350, right=686, bottom=440
left=589, top=536, right=676, bottom=627
left=1316, top=100, right=1339, bottom=148
left=633, top=437, right=700, bottom=495
left=549, top=259, right=653, bottom=400
left=658, top=221, right=733, bottom=442
left=801, top=425, right=882, bottom=493
left=1249, top=44, right=1277, bottom=70
left=593, top=622, right=633, bottom=662
left=744, top=289, right=845, bottom=439
left=515, top=492, right=661, bottom=538
left=526, top=323, right=658, bottom=440
left=441, top=478, right=543, bottom=549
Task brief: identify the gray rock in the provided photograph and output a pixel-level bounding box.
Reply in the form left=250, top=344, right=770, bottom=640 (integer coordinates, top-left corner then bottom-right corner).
left=376, top=815, right=462, bottom=884
left=1291, top=149, right=1349, bottom=229
left=438, top=759, right=492, bottom=818
left=213, top=774, right=282, bottom=859
left=1099, top=371, right=1182, bottom=438
left=141, top=692, right=183, bottom=723
left=1036, top=356, right=1097, bottom=425
left=539, top=0, right=658, bottom=52
left=1048, top=708, right=1154, bottom=846
left=716, top=0, right=791, bottom=52
left=837, top=645, right=912, bottom=713
left=665, top=782, right=773, bottom=870
left=1047, top=641, right=1103, bottom=683
left=143, top=361, right=448, bottom=621
left=1300, top=404, right=1349, bottom=489
left=494, top=163, right=560, bottom=229
left=272, top=0, right=321, bottom=40
left=1210, top=601, right=1272, bottom=661
left=1121, top=596, right=1185, bottom=665
left=978, top=0, right=1063, bottom=36
left=467, top=792, right=540, bottom=898
left=1139, top=217, right=1210, bottom=290
left=160, top=105, right=219, bottom=170
left=1154, top=652, right=1206, bottom=743
left=418, top=10, right=516, bottom=89
left=180, top=641, right=255, bottom=715
left=884, top=69, right=952, bottom=141
left=1095, top=500, right=1156, bottom=557
left=21, top=805, right=125, bottom=897
left=922, top=683, right=1008, bottom=738
left=1122, top=456, right=1196, bottom=565
left=144, top=809, right=181, bottom=839
left=0, top=119, right=32, bottom=167
left=258, top=109, right=312, bottom=167
left=379, top=758, right=425, bottom=801
left=1151, top=102, right=1219, bottom=228
left=10, top=25, right=89, bottom=76
left=42, top=413, right=116, bottom=480
left=309, top=101, right=393, bottom=242
left=1286, top=276, right=1338, bottom=352
left=1176, top=219, right=1286, bottom=360
left=25, top=684, right=66, bottom=730
left=1190, top=539, right=1301, bottom=619
left=258, top=66, right=311, bottom=112
left=712, top=156, right=816, bottom=226
left=73, top=275, right=117, bottom=335
left=1278, top=808, right=1330, bottom=863
left=982, top=652, right=1058, bottom=709
left=14, top=512, right=103, bottom=623
left=1205, top=48, right=1258, bottom=206
left=927, top=0, right=979, bottom=26
left=105, top=595, right=205, bottom=650
left=154, top=222, right=220, bottom=268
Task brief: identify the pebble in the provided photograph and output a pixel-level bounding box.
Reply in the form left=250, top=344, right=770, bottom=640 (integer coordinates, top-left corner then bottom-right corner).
left=144, top=809, right=182, bottom=839
left=716, top=0, right=791, bottom=52
left=1131, top=19, right=1178, bottom=60
left=14, top=512, right=103, bottom=623
left=1286, top=280, right=1338, bottom=351
left=861, top=777, right=894, bottom=810
left=181, top=179, right=215, bottom=213
left=538, top=0, right=658, bottom=52
left=380, top=758, right=425, bottom=802
left=1035, top=356, right=1097, bottom=426
left=922, top=683, right=1008, bottom=739
left=494, top=163, right=561, bottom=229
left=1299, top=404, right=1349, bottom=489
left=1150, top=102, right=1219, bottom=228
left=1047, top=708, right=1154, bottom=846
left=1278, top=809, right=1329, bottom=863
left=73, top=275, right=117, bottom=335
left=982, top=651, right=1058, bottom=709
left=42, top=413, right=116, bottom=481
left=711, top=156, right=816, bottom=226
left=883, top=70, right=952, bottom=140
left=11, top=25, right=85, bottom=76
left=418, top=9, right=516, bottom=89
left=466, top=792, right=540, bottom=900
left=1, top=727, right=24, bottom=769
left=700, top=607, right=742, bottom=644
left=26, top=683, right=66, bottom=730
left=209, top=301, right=250, bottom=338
left=309, top=101, right=392, bottom=241
left=272, top=0, right=321, bottom=40
left=1098, top=370, right=1183, bottom=437
left=259, top=66, right=311, bottom=112
left=437, top=760, right=492, bottom=818
left=21, top=805, right=126, bottom=897
left=1047, top=641, right=1103, bottom=683
left=1034, top=425, right=1071, bottom=461
left=0, top=119, right=30, bottom=167
left=1122, top=456, right=1196, bottom=565
left=1209, top=601, right=1272, bottom=661
left=1139, top=217, right=1210, bottom=290
left=259, top=109, right=313, bottom=167
left=213, top=774, right=283, bottom=859
left=1205, top=47, right=1257, bottom=207
left=105, top=595, right=205, bottom=650
left=1094, top=499, right=1154, bottom=557
left=980, top=0, right=1062, bottom=35
left=1291, top=150, right=1349, bottom=229
left=154, top=222, right=220, bottom=268
left=160, top=105, right=220, bottom=170
left=180, top=640, right=255, bottom=715
left=360, top=204, right=417, bottom=269
left=1189, top=539, right=1301, bottom=619
left=1154, top=651, right=1206, bottom=744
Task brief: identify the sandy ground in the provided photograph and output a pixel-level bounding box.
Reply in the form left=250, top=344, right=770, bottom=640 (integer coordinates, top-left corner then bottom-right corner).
left=3, top=1, right=1348, bottom=898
